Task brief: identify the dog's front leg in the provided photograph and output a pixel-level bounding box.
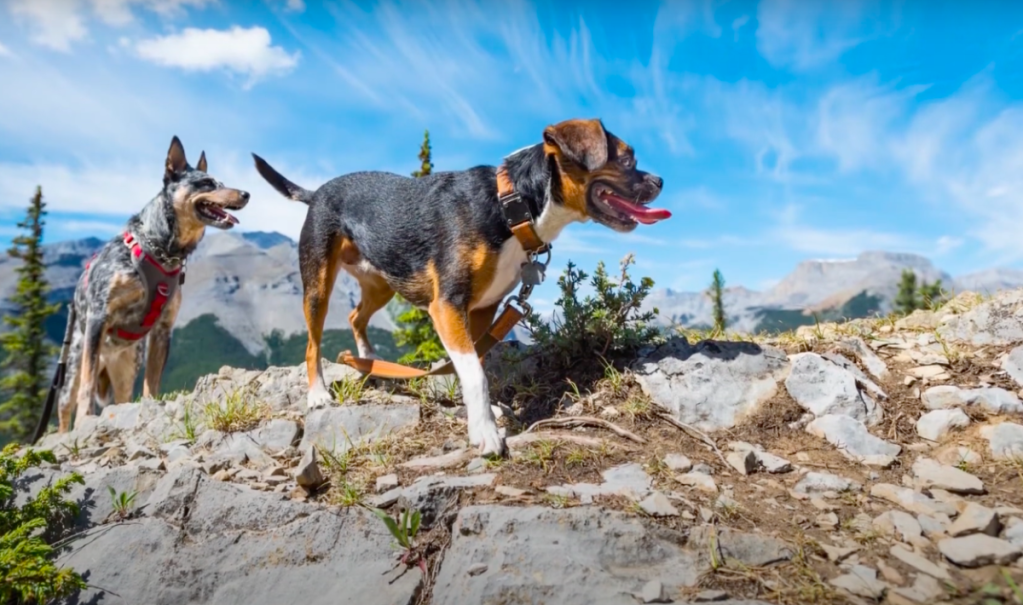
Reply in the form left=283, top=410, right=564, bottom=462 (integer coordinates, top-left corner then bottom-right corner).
left=143, top=290, right=180, bottom=398
left=428, top=298, right=506, bottom=457
left=73, top=312, right=106, bottom=429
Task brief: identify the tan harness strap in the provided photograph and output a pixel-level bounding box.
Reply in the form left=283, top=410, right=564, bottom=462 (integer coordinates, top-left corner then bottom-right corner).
left=336, top=162, right=542, bottom=380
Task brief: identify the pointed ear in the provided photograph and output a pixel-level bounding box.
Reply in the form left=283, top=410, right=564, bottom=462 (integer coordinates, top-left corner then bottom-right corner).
left=196, top=150, right=207, bottom=173
left=165, top=136, right=188, bottom=181
left=542, top=119, right=608, bottom=171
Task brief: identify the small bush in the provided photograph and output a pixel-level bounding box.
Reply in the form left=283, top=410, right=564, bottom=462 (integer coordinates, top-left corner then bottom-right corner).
left=526, top=254, right=661, bottom=372
left=0, top=444, right=86, bottom=603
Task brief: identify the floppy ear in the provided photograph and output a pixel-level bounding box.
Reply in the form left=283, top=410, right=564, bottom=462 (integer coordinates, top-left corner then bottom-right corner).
left=196, top=150, right=207, bottom=173
left=542, top=119, right=608, bottom=171
left=165, top=136, right=188, bottom=182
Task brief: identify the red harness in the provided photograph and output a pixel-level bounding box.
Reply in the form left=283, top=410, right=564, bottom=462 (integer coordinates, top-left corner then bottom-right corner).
left=83, top=232, right=184, bottom=341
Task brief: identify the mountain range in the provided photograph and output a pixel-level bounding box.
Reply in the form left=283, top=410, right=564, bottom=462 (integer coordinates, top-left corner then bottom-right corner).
left=4, top=231, right=1023, bottom=391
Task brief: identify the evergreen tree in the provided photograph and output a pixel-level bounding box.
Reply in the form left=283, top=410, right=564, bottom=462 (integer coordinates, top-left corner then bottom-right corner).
left=918, top=279, right=945, bottom=310
left=410, top=130, right=434, bottom=178
left=894, top=269, right=919, bottom=315
left=0, top=187, right=60, bottom=443
left=708, top=269, right=727, bottom=334
left=394, top=131, right=445, bottom=365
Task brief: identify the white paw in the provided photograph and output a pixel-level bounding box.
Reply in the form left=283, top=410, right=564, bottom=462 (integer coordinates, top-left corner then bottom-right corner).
left=307, top=389, right=333, bottom=410
left=469, top=417, right=506, bottom=457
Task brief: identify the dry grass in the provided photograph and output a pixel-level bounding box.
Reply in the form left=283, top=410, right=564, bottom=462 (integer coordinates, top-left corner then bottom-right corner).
left=202, top=389, right=269, bottom=433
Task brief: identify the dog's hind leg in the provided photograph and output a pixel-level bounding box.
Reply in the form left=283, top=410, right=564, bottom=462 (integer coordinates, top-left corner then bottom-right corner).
left=73, top=312, right=106, bottom=429
left=428, top=297, right=505, bottom=457
left=57, top=329, right=83, bottom=433
left=300, top=234, right=346, bottom=409
left=107, top=345, right=139, bottom=405
left=347, top=273, right=395, bottom=360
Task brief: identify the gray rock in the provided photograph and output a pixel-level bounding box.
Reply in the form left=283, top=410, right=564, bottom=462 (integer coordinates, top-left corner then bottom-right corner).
left=96, top=402, right=142, bottom=431
left=548, top=463, right=652, bottom=504
left=948, top=503, right=1001, bottom=537
left=806, top=414, right=901, bottom=466
left=638, top=580, right=671, bottom=603
left=921, top=385, right=1023, bottom=414
left=1004, top=346, right=1023, bottom=388
left=980, top=422, right=1023, bottom=461
left=938, top=534, right=1022, bottom=568
left=785, top=353, right=882, bottom=425
left=829, top=564, right=887, bottom=599
left=889, top=545, right=952, bottom=581
left=872, top=510, right=924, bottom=545
left=60, top=469, right=421, bottom=605
left=431, top=506, right=704, bottom=605
left=688, top=525, right=793, bottom=567
left=916, top=409, right=971, bottom=442
left=912, top=457, right=985, bottom=495
left=300, top=404, right=420, bottom=453
left=639, top=491, right=679, bottom=517
left=726, top=450, right=757, bottom=475
left=377, top=474, right=497, bottom=527
left=249, top=419, right=301, bottom=452
left=821, top=352, right=887, bottom=399
left=1005, top=521, right=1023, bottom=548
left=918, top=514, right=950, bottom=540
left=633, top=337, right=790, bottom=431
left=663, top=453, right=693, bottom=473
left=933, top=445, right=982, bottom=468
left=691, top=463, right=714, bottom=475
left=294, top=447, right=325, bottom=490
left=834, top=337, right=890, bottom=380
left=375, top=474, right=399, bottom=492
left=675, top=472, right=718, bottom=494
left=793, top=471, right=861, bottom=495
left=937, top=290, right=1023, bottom=346
left=728, top=442, right=792, bottom=473
left=870, top=484, right=957, bottom=517
left=694, top=590, right=730, bottom=602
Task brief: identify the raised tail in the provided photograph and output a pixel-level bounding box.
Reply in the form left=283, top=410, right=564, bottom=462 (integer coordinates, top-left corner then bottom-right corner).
left=252, top=153, right=314, bottom=204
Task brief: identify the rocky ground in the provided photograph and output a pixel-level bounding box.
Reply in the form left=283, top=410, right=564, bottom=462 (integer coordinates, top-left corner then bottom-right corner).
left=23, top=290, right=1023, bottom=605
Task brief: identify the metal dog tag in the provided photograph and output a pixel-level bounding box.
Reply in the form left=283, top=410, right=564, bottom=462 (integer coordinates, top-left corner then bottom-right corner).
left=520, top=261, right=546, bottom=288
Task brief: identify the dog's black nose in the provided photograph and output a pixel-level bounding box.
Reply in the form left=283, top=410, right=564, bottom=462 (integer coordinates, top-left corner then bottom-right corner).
left=240, top=191, right=250, bottom=202
left=647, top=175, right=664, bottom=190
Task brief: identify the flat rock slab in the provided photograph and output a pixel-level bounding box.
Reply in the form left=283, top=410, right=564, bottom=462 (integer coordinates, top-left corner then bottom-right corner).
left=980, top=422, right=1023, bottom=461
left=632, top=337, right=790, bottom=432
left=921, top=385, right=1023, bottom=415
left=300, top=404, right=420, bottom=452
left=937, top=290, right=1023, bottom=346
left=806, top=414, right=901, bottom=466
left=58, top=468, right=421, bottom=605
left=547, top=463, right=653, bottom=504
left=938, top=534, right=1022, bottom=568
left=432, top=506, right=774, bottom=605
left=911, top=457, right=985, bottom=495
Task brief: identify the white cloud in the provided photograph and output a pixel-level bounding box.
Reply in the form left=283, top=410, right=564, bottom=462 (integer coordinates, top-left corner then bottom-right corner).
left=89, top=0, right=211, bottom=26
left=755, top=0, right=877, bottom=71
left=284, top=0, right=305, bottom=12
left=770, top=202, right=917, bottom=257
left=135, top=26, right=300, bottom=86
left=9, top=0, right=88, bottom=52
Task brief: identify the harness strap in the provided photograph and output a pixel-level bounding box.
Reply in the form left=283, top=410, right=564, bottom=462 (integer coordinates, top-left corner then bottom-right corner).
left=337, top=162, right=545, bottom=379
left=111, top=232, right=184, bottom=342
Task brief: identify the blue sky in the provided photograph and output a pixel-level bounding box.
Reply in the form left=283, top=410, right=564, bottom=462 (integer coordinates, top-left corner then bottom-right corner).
left=2, top=1, right=1023, bottom=314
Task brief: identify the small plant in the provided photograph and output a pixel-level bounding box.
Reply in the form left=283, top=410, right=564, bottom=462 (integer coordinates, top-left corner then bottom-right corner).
left=60, top=438, right=83, bottom=460
left=598, top=357, right=626, bottom=397
left=332, top=374, right=370, bottom=404
left=707, top=269, right=727, bottom=335
left=170, top=399, right=201, bottom=442
left=333, top=481, right=365, bottom=507
left=0, top=444, right=87, bottom=603
left=620, top=395, right=651, bottom=419
left=526, top=255, right=660, bottom=373
left=203, top=389, right=267, bottom=433
left=522, top=439, right=558, bottom=474
left=107, top=486, right=138, bottom=520
left=543, top=493, right=571, bottom=509
left=367, top=505, right=426, bottom=573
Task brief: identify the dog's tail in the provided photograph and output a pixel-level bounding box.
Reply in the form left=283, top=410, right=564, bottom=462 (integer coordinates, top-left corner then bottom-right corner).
left=252, top=153, right=314, bottom=204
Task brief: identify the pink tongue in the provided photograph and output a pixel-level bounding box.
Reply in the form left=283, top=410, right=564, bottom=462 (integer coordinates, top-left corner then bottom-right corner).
left=209, top=206, right=239, bottom=225
left=604, top=194, right=672, bottom=223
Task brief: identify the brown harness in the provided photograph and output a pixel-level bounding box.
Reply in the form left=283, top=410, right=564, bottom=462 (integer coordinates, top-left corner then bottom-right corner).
left=336, top=163, right=550, bottom=379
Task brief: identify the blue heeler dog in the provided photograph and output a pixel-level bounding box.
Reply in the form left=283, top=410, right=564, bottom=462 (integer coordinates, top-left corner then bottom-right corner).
left=39, top=137, right=250, bottom=436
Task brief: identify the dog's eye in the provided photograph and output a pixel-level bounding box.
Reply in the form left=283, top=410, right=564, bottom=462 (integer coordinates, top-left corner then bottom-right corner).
left=619, top=155, right=636, bottom=169
left=195, top=179, right=217, bottom=189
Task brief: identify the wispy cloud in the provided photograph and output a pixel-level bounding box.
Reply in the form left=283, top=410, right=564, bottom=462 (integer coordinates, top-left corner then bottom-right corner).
left=769, top=202, right=916, bottom=257
left=755, top=0, right=881, bottom=71
left=135, top=26, right=300, bottom=87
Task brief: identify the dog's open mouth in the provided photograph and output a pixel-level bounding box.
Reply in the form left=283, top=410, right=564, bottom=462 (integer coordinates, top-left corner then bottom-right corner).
left=195, top=201, right=240, bottom=228
left=591, top=184, right=671, bottom=226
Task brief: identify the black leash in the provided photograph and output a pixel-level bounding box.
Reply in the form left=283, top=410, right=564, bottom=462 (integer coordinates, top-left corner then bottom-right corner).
left=31, top=302, right=76, bottom=445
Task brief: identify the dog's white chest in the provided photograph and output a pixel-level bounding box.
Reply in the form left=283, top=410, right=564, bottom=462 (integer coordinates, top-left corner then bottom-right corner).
left=473, top=238, right=526, bottom=310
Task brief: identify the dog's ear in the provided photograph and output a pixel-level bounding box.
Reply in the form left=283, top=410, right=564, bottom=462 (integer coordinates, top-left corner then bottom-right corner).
left=165, top=136, right=188, bottom=181
left=542, top=119, right=608, bottom=171
left=196, top=150, right=207, bottom=173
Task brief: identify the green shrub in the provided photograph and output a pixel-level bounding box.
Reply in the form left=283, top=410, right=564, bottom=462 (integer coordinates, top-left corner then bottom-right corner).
left=0, top=444, right=86, bottom=603
left=526, top=254, right=661, bottom=371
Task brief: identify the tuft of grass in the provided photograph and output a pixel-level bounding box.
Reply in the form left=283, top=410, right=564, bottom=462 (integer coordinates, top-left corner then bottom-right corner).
left=332, top=374, right=371, bottom=404
left=543, top=493, right=572, bottom=509
left=169, top=399, right=201, bottom=442
left=620, top=395, right=651, bottom=420
left=332, top=480, right=365, bottom=507
left=598, top=357, right=626, bottom=397
left=107, top=486, right=138, bottom=520
left=202, top=389, right=268, bottom=433
left=522, top=439, right=558, bottom=474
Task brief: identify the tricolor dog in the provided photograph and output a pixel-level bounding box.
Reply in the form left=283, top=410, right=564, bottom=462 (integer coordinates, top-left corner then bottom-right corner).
left=50, top=137, right=250, bottom=434
left=252, top=118, right=670, bottom=456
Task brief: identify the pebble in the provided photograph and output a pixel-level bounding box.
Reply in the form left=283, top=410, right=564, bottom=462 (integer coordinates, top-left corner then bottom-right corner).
left=889, top=545, right=952, bottom=581
left=938, top=534, right=1022, bottom=568
left=794, top=471, right=861, bottom=495
left=829, top=565, right=887, bottom=599
left=691, top=463, right=714, bottom=475
left=293, top=447, right=326, bottom=490
left=915, top=408, right=970, bottom=442
left=495, top=485, right=528, bottom=498
left=693, top=590, right=729, bottom=602
left=725, top=450, right=757, bottom=475
left=820, top=543, right=859, bottom=563
left=638, top=580, right=671, bottom=604
left=870, top=483, right=957, bottom=517
left=675, top=472, right=718, bottom=494
left=872, top=510, right=925, bottom=546
left=375, top=474, right=399, bottom=492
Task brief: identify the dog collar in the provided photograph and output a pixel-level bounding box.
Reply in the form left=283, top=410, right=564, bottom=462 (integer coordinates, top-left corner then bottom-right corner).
left=496, top=164, right=550, bottom=255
